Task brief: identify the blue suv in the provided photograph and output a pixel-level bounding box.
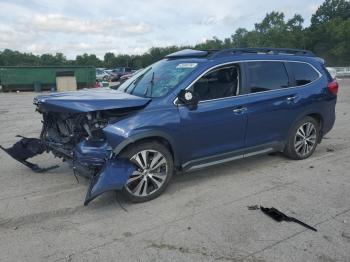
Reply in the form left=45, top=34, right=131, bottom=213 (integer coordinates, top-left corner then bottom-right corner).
left=1, top=48, right=338, bottom=205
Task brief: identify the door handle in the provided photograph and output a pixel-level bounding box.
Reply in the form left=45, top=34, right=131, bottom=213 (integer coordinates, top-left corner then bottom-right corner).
left=233, top=107, right=247, bottom=114
left=286, top=95, right=298, bottom=102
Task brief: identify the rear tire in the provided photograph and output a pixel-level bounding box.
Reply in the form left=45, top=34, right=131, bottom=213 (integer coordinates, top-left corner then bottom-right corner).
left=284, top=116, right=320, bottom=160
left=120, top=141, right=174, bottom=203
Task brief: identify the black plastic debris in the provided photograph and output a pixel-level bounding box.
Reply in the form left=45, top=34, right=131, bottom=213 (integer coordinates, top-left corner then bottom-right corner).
left=261, top=206, right=317, bottom=231
left=0, top=135, right=59, bottom=173
left=248, top=205, right=317, bottom=232
left=247, top=205, right=260, bottom=210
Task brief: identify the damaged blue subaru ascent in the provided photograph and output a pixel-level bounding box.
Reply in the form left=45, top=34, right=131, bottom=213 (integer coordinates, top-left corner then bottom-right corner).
left=1, top=48, right=338, bottom=205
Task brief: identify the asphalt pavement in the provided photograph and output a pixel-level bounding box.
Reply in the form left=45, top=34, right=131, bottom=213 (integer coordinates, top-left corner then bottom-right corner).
left=0, top=80, right=349, bottom=262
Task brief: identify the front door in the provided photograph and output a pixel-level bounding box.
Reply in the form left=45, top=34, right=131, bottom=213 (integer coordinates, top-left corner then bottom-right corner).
left=178, top=64, right=248, bottom=168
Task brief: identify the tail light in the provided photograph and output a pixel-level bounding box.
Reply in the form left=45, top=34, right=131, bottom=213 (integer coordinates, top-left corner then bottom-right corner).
left=327, top=80, right=339, bottom=95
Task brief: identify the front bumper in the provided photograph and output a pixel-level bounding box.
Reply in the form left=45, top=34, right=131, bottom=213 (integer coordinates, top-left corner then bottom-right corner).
left=1, top=136, right=136, bottom=205
left=74, top=139, right=136, bottom=205
left=84, top=158, right=136, bottom=205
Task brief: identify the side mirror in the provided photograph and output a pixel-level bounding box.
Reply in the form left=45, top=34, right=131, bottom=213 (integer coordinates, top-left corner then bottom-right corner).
left=177, top=89, right=199, bottom=107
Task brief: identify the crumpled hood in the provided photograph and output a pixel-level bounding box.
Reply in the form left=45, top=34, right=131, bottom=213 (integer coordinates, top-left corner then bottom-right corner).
left=34, top=88, right=151, bottom=113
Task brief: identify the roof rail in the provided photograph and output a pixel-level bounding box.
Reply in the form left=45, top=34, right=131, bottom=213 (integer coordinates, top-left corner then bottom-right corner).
left=210, top=48, right=315, bottom=58
left=165, top=48, right=316, bottom=60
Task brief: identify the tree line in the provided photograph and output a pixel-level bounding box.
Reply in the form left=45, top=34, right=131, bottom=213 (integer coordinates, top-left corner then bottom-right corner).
left=0, top=0, right=349, bottom=68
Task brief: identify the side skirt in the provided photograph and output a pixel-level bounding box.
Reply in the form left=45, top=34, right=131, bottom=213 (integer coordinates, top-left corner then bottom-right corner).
left=182, top=142, right=284, bottom=172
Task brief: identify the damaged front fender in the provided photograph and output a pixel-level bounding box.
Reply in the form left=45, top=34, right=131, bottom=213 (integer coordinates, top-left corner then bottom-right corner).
left=84, top=158, right=136, bottom=205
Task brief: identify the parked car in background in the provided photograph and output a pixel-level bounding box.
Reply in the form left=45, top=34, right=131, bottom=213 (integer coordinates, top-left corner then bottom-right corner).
left=110, top=67, right=132, bottom=81
left=119, top=69, right=143, bottom=84
left=104, top=69, right=114, bottom=76
left=96, top=68, right=110, bottom=81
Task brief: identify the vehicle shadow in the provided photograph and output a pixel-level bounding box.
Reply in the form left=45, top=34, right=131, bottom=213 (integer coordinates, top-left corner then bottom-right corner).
left=169, top=153, right=286, bottom=191
left=87, top=152, right=288, bottom=210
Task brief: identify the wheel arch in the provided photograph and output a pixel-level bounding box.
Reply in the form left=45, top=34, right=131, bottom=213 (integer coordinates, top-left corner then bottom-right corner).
left=306, top=113, right=323, bottom=127
left=306, top=113, right=324, bottom=141
left=113, top=131, right=180, bottom=167
left=287, top=112, right=324, bottom=144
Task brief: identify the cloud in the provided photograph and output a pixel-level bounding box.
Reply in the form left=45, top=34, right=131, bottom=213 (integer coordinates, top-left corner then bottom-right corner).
left=30, top=14, right=152, bottom=35
left=195, top=14, right=243, bottom=28
left=0, top=0, right=325, bottom=58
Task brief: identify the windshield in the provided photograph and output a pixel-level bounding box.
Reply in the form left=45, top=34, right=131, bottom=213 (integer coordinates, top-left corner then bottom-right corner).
left=118, top=60, right=198, bottom=98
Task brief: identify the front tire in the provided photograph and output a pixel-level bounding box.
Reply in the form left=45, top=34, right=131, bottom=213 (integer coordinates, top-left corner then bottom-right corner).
left=120, top=141, right=174, bottom=203
left=284, top=116, right=320, bottom=160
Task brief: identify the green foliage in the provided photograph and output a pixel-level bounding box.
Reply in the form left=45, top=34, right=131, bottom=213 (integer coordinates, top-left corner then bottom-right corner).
left=0, top=49, right=40, bottom=66
left=311, top=0, right=350, bottom=26
left=0, top=0, right=349, bottom=67
left=75, top=53, right=102, bottom=67
left=308, top=0, right=350, bottom=66
left=40, top=53, right=67, bottom=66
left=103, top=52, right=116, bottom=68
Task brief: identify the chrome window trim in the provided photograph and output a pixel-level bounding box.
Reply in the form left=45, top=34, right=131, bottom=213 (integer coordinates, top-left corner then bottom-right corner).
left=173, top=60, right=322, bottom=106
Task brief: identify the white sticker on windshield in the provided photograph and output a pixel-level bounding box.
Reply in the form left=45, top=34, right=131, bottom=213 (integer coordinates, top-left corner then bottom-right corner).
left=176, top=63, right=198, bottom=69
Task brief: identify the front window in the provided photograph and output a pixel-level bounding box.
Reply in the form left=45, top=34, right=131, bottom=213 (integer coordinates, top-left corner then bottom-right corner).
left=118, top=60, right=199, bottom=98
left=189, top=64, right=240, bottom=101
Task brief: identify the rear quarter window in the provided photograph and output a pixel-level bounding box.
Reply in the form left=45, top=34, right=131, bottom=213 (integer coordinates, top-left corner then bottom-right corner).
left=289, top=62, right=320, bottom=86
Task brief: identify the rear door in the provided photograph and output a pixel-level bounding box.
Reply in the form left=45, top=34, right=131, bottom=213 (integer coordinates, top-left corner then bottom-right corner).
left=242, top=61, right=301, bottom=151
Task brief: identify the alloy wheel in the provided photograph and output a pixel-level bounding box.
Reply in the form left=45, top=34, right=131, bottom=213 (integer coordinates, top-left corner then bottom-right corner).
left=125, top=150, right=168, bottom=197
left=294, top=122, right=317, bottom=157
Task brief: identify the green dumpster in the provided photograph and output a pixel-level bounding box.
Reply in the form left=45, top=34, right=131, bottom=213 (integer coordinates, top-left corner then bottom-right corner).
left=0, top=66, right=96, bottom=92
left=34, top=81, right=42, bottom=92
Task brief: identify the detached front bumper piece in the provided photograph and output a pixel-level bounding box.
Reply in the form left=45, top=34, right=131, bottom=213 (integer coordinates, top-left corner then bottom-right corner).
left=84, top=158, right=136, bottom=205
left=0, top=136, right=59, bottom=172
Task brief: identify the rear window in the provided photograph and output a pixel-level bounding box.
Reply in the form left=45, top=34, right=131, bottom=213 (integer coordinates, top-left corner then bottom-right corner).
left=289, top=62, right=319, bottom=86
left=246, top=61, right=289, bottom=93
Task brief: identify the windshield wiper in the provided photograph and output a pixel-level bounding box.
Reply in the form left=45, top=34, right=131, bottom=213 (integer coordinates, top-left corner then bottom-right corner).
left=125, top=67, right=152, bottom=94
left=144, top=71, right=155, bottom=97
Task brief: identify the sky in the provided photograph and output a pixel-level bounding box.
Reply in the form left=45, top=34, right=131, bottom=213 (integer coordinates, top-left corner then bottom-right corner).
left=0, top=0, right=324, bottom=59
